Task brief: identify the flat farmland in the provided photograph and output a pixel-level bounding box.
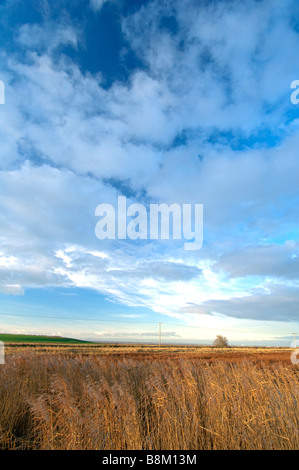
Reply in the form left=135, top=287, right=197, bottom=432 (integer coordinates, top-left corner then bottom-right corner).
left=3, top=342, right=294, bottom=365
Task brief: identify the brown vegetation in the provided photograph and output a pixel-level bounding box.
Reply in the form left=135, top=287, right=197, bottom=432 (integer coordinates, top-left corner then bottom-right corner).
left=0, top=349, right=298, bottom=450
left=3, top=342, right=293, bottom=364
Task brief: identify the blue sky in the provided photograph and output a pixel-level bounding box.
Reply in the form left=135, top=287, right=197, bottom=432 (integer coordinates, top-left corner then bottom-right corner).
left=0, top=0, right=299, bottom=345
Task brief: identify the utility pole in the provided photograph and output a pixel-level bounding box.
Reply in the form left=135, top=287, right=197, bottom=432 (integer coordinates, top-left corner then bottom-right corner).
left=158, top=322, right=162, bottom=348
left=291, top=332, right=297, bottom=347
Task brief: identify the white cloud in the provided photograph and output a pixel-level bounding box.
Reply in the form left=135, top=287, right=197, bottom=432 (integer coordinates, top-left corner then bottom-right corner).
left=0, top=284, right=24, bottom=295
left=17, top=23, right=78, bottom=52
left=90, top=0, right=111, bottom=12
left=186, top=283, right=299, bottom=322
left=0, top=0, right=299, bottom=327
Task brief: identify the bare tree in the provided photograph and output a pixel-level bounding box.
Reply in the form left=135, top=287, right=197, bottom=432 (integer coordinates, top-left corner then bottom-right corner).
left=213, top=335, right=229, bottom=348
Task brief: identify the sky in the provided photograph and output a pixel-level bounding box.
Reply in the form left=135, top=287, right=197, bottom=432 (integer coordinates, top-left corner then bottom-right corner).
left=0, top=0, right=299, bottom=345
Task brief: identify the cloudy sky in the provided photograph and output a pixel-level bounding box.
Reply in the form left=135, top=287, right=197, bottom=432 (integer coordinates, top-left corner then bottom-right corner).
left=0, top=0, right=299, bottom=345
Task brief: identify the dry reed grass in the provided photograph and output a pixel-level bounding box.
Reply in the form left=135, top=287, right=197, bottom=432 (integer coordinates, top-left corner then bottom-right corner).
left=0, top=352, right=298, bottom=450
left=4, top=343, right=293, bottom=365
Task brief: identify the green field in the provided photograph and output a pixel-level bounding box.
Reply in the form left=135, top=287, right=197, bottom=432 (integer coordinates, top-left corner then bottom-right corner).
left=0, top=333, right=90, bottom=344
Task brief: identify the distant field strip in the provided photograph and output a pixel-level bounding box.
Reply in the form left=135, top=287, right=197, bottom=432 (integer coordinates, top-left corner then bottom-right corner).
left=0, top=334, right=90, bottom=344
left=2, top=342, right=293, bottom=364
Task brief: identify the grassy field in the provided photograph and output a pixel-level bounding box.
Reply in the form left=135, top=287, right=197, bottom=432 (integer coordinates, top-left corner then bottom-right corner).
left=0, top=342, right=298, bottom=450
left=2, top=340, right=294, bottom=365
left=0, top=334, right=90, bottom=344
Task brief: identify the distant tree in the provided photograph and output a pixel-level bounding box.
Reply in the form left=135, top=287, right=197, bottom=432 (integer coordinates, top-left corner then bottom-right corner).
left=213, top=335, right=229, bottom=348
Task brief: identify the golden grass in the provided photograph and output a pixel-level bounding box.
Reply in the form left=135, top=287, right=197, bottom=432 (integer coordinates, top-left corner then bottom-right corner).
left=0, top=350, right=298, bottom=450
left=3, top=342, right=292, bottom=360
